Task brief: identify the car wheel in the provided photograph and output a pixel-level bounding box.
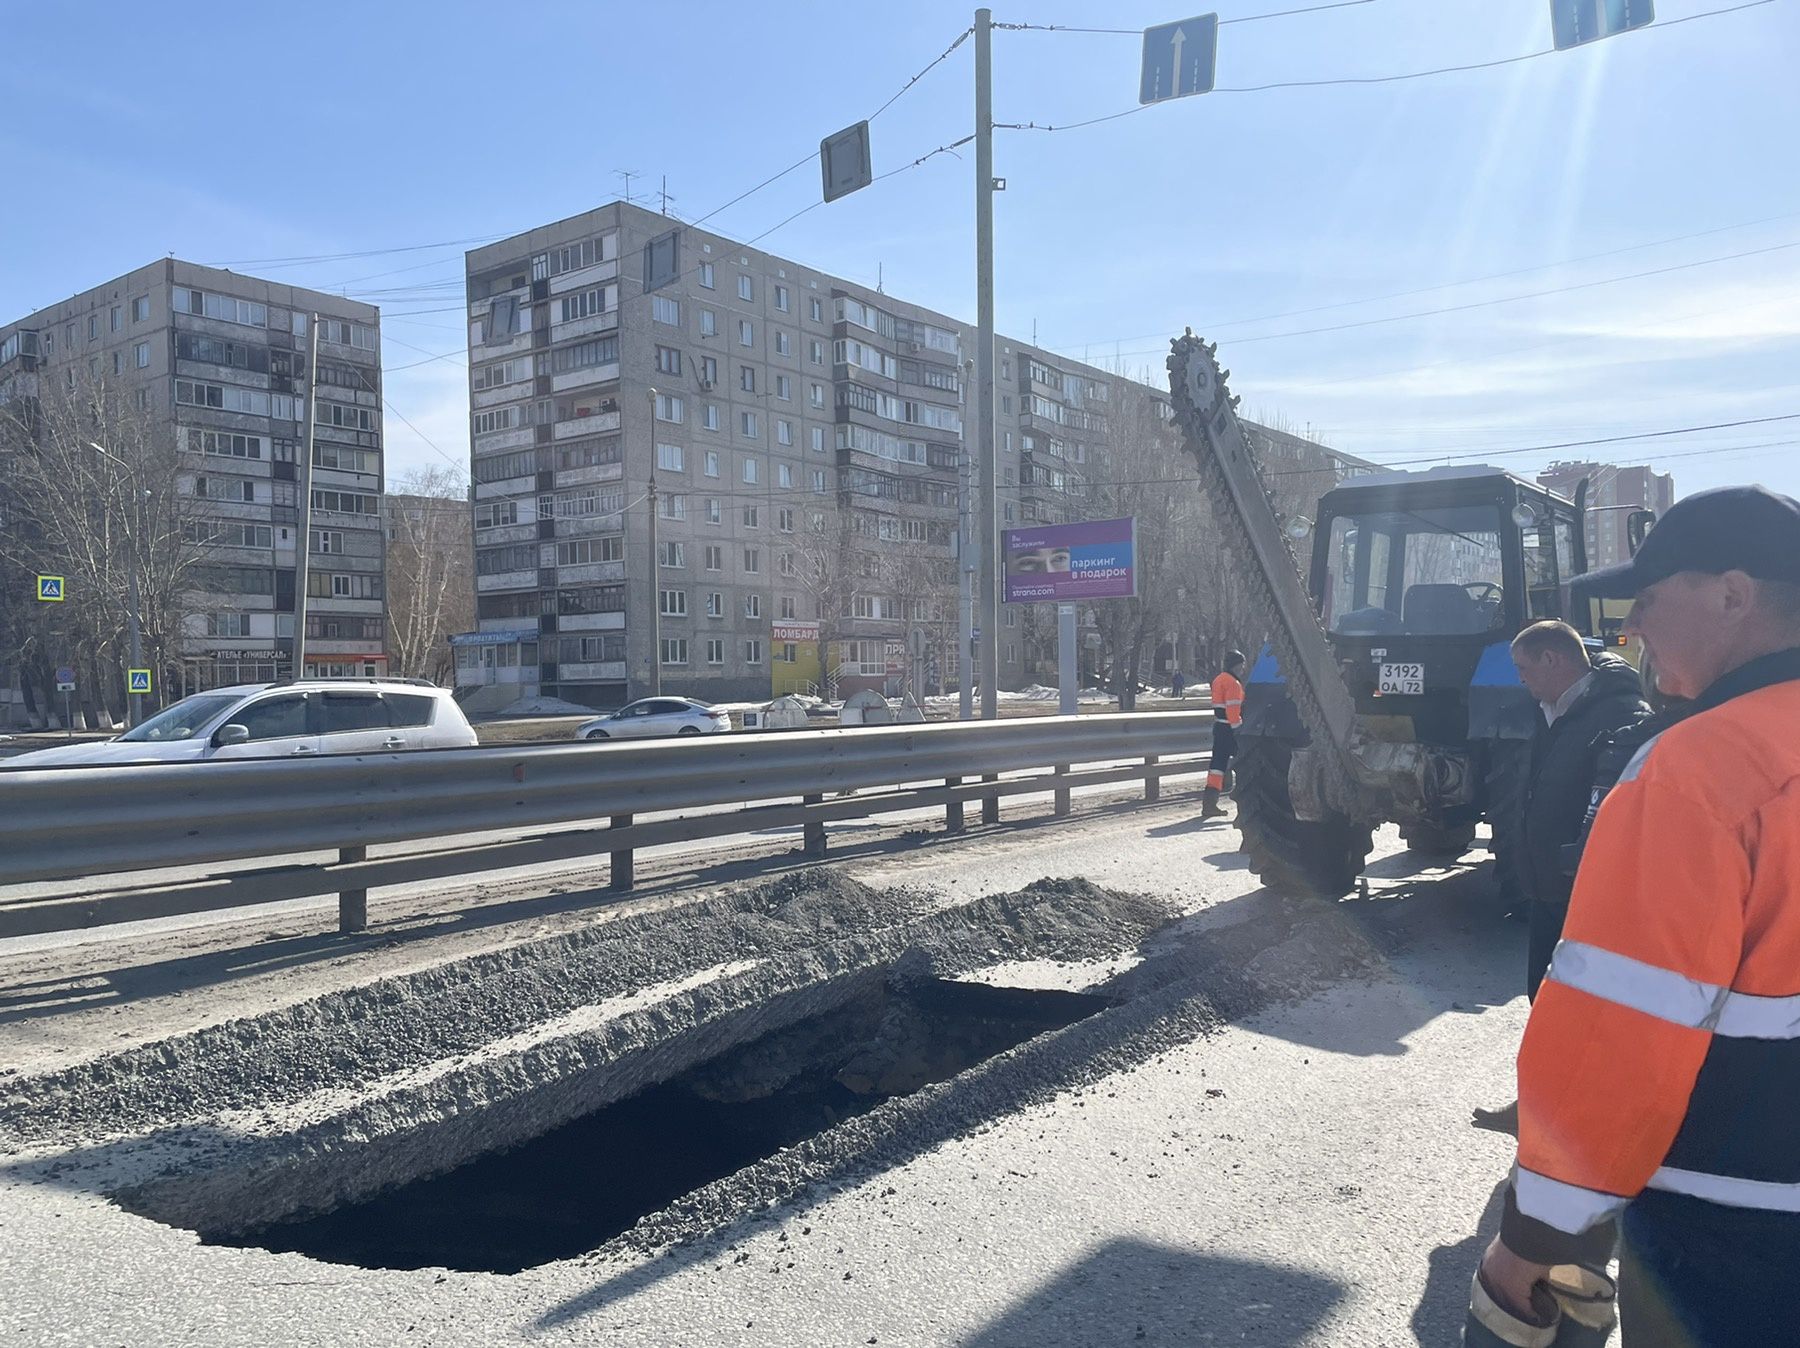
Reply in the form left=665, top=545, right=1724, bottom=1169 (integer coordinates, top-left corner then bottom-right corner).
left=677, top=726, right=702, bottom=736
left=584, top=729, right=609, bottom=740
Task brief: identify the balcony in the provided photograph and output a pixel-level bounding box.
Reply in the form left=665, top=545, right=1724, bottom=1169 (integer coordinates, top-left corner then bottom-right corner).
left=553, top=408, right=621, bottom=438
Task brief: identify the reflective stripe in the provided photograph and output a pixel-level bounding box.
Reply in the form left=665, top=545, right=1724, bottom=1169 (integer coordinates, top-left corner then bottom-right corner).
left=1649, top=1166, right=1800, bottom=1213
left=1714, top=989, right=1800, bottom=1040
left=1616, top=731, right=1664, bottom=784
left=1546, top=940, right=1729, bottom=1030
left=1515, top=1166, right=1629, bottom=1234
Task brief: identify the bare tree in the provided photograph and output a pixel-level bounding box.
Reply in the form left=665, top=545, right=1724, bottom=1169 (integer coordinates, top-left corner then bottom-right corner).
left=0, top=375, right=207, bottom=727
left=383, top=465, right=472, bottom=685
left=789, top=505, right=860, bottom=696
left=879, top=532, right=958, bottom=695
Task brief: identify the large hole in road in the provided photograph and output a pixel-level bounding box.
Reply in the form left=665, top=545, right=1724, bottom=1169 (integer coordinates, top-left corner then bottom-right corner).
left=212, top=978, right=1108, bottom=1274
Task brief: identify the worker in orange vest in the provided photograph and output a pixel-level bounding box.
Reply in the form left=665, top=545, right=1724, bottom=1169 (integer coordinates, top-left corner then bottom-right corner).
left=1468, top=486, right=1800, bottom=1346
left=1201, top=650, right=1246, bottom=819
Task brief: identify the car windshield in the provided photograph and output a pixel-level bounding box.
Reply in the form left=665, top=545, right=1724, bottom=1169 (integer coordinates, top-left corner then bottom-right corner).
left=1322, top=504, right=1506, bottom=636
left=115, top=693, right=240, bottom=742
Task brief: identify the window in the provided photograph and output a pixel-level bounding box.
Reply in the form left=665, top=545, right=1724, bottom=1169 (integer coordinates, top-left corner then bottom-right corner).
left=702, top=497, right=721, bottom=526
left=658, top=541, right=686, bottom=568
left=779, top=550, right=796, bottom=577
left=475, top=501, right=519, bottom=529
left=316, top=318, right=376, bottom=350
left=700, top=308, right=716, bottom=337
left=737, top=275, right=753, bottom=302
left=774, top=284, right=789, bottom=312
left=656, top=442, right=684, bottom=472
left=205, top=612, right=252, bottom=638
left=744, top=594, right=761, bottom=619
left=131, top=296, right=149, bottom=322
left=780, top=595, right=798, bottom=619
left=740, top=412, right=759, bottom=441
left=809, top=339, right=824, bottom=365
left=706, top=591, right=724, bottom=618
left=655, top=392, right=684, bottom=423
left=775, top=331, right=791, bottom=357
left=704, top=544, right=723, bottom=571
left=738, top=319, right=754, bottom=347
left=559, top=537, right=622, bottom=566
left=776, top=374, right=791, bottom=401
left=657, top=492, right=687, bottom=521
left=109, top=305, right=122, bottom=332
left=652, top=295, right=680, bottom=326
left=701, top=449, right=720, bottom=479
left=111, top=351, right=123, bottom=376
left=319, top=692, right=388, bottom=736
left=660, top=637, right=689, bottom=665
left=550, top=335, right=619, bottom=372
left=699, top=262, right=715, bottom=289
left=88, top=314, right=98, bottom=340
left=744, top=638, right=764, bottom=665
left=778, top=507, right=795, bottom=532
left=810, top=382, right=825, bottom=408
left=739, top=365, right=755, bottom=393
left=811, top=426, right=826, bottom=453
left=234, top=695, right=308, bottom=742
left=696, top=355, right=717, bottom=386
left=810, top=469, right=827, bottom=493
left=777, top=420, right=793, bottom=446
left=311, top=489, right=379, bottom=515
left=742, top=456, right=759, bottom=484
left=778, top=465, right=794, bottom=489
left=809, top=298, right=823, bottom=322
left=706, top=638, right=725, bottom=665
left=743, top=547, right=761, bottom=574
left=557, top=284, right=617, bottom=322
left=703, top=403, right=720, bottom=431
left=659, top=588, right=687, bottom=616
left=309, top=529, right=343, bottom=554
left=742, top=505, right=759, bottom=528
left=644, top=228, right=680, bottom=291
left=655, top=345, right=682, bottom=376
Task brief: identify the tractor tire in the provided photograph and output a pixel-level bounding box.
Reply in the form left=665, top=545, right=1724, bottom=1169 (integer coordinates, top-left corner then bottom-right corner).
left=1483, top=739, right=1532, bottom=912
left=1400, top=819, right=1479, bottom=858
left=1234, top=735, right=1373, bottom=899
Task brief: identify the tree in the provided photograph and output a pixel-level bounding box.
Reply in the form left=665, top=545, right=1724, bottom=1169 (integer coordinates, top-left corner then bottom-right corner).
left=790, top=504, right=859, bottom=696
left=383, top=466, right=473, bottom=685
left=879, top=531, right=959, bottom=696
left=0, top=375, right=208, bottom=728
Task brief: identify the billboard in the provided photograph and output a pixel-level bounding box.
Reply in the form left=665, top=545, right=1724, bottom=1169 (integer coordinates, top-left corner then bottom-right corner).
left=1003, top=516, right=1137, bottom=603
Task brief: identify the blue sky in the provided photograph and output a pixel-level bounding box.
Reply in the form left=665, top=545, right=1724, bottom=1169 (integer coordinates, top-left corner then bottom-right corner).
left=3, top=0, right=1796, bottom=499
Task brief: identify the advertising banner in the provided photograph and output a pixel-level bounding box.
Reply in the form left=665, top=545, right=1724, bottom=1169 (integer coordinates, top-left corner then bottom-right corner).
left=1002, top=516, right=1137, bottom=603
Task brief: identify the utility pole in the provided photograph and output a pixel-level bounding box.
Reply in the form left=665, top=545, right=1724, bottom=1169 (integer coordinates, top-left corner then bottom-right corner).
left=88, top=440, right=145, bottom=726
left=293, top=312, right=321, bottom=680
left=974, top=6, right=999, bottom=720
left=646, top=387, right=662, bottom=697
left=958, top=358, right=974, bottom=720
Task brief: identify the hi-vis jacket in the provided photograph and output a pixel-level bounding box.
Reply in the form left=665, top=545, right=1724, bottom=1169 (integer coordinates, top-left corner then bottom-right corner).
left=1212, top=671, right=1245, bottom=728
left=1502, top=647, right=1800, bottom=1264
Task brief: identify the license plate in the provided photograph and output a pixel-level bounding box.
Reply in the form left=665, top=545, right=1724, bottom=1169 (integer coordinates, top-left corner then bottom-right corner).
left=1378, top=662, right=1425, bottom=695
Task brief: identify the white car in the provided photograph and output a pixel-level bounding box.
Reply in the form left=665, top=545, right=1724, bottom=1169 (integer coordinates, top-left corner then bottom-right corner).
left=577, top=697, right=731, bottom=740
left=6, top=679, right=477, bottom=766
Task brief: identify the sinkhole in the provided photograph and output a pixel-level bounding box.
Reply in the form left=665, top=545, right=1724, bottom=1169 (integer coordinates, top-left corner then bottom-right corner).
left=205, top=977, right=1109, bottom=1274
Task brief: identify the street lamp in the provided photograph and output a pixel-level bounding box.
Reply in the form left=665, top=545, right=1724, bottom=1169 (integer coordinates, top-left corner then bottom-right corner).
left=88, top=440, right=146, bottom=727
left=645, top=386, right=661, bottom=697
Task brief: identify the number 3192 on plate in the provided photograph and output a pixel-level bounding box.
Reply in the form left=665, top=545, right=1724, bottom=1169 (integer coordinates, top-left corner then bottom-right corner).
left=1378, top=662, right=1425, bottom=695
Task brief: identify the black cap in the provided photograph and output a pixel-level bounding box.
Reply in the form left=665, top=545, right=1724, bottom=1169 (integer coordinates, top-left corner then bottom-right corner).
left=1575, top=485, right=1800, bottom=600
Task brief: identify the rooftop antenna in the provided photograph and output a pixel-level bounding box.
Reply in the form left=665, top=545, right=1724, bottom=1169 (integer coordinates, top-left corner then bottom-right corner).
left=876, top=261, right=884, bottom=294
left=614, top=169, right=639, bottom=205
left=659, top=175, right=675, bottom=216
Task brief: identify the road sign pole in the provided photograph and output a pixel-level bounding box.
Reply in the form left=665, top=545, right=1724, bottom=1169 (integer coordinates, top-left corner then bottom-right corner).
left=1058, top=603, right=1077, bottom=715
left=974, top=6, right=999, bottom=721
left=125, top=545, right=144, bottom=727
left=62, top=690, right=73, bottom=741
left=293, top=312, right=321, bottom=681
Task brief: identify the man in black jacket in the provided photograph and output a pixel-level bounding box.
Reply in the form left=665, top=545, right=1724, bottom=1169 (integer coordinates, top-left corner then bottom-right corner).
left=1472, top=619, right=1650, bottom=1134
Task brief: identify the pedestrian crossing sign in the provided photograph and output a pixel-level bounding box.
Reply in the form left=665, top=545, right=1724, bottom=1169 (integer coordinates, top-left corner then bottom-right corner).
left=36, top=575, right=65, bottom=602
left=127, top=668, right=152, bottom=695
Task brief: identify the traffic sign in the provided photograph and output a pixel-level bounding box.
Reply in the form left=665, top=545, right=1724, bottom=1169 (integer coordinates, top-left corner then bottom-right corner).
left=1139, top=14, right=1219, bottom=105
left=820, top=120, right=873, bottom=203
left=55, top=666, right=76, bottom=692
left=1549, top=0, right=1653, bottom=51
left=127, top=669, right=152, bottom=695
left=36, top=575, right=65, bottom=602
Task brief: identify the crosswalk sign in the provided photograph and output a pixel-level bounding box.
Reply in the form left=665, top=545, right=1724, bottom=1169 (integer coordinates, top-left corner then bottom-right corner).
left=127, top=668, right=152, bottom=695
left=36, top=575, right=65, bottom=602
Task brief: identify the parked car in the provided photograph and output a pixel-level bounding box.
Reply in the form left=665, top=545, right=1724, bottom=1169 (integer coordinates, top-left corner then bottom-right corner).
left=5, top=679, right=477, bottom=766
left=577, top=697, right=731, bottom=740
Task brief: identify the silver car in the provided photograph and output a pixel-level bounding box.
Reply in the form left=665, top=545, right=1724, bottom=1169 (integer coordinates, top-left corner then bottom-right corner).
left=577, top=697, right=731, bottom=740
left=8, top=680, right=478, bottom=765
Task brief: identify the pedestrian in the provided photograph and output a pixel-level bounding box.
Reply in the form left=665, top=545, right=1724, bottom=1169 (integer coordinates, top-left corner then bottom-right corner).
left=1468, top=485, right=1800, bottom=1346
left=1171, top=668, right=1186, bottom=699
left=1200, top=649, right=1246, bottom=819
left=1470, top=620, right=1650, bottom=1135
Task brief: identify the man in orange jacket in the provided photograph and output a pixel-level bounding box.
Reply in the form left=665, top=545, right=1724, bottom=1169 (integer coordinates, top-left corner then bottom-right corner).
left=1474, top=486, right=1800, bottom=1344
left=1201, top=649, right=1246, bottom=819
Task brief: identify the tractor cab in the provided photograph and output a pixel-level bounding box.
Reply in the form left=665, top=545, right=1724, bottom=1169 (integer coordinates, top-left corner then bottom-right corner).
left=1305, top=466, right=1586, bottom=744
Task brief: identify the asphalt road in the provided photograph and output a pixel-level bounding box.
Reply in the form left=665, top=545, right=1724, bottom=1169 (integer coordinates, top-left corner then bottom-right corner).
left=0, top=791, right=1528, bottom=1346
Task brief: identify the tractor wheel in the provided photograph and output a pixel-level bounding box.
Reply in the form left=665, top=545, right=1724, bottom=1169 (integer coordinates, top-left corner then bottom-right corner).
left=1400, top=819, right=1479, bottom=858
left=1234, top=735, right=1373, bottom=899
left=1483, top=739, right=1532, bottom=912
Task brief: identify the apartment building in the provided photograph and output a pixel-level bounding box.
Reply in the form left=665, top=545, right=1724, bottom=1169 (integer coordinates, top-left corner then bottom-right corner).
left=1537, top=460, right=1676, bottom=570
left=458, top=200, right=1361, bottom=711
left=0, top=259, right=386, bottom=699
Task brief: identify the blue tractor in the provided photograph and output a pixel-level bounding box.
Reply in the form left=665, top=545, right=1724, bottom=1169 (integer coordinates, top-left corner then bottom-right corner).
left=1167, top=333, right=1651, bottom=900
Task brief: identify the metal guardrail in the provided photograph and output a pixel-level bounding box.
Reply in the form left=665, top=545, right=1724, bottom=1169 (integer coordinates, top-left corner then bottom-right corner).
left=0, top=712, right=1211, bottom=939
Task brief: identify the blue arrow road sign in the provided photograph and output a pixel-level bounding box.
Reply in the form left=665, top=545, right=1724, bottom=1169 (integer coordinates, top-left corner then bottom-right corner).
left=1140, top=13, right=1219, bottom=105
left=1549, top=0, right=1653, bottom=51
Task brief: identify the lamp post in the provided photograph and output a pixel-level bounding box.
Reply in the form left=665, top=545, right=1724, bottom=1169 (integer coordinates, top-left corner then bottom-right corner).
left=646, top=386, right=662, bottom=697
left=88, top=440, right=145, bottom=727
